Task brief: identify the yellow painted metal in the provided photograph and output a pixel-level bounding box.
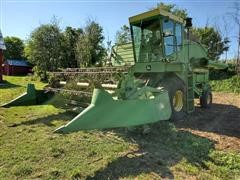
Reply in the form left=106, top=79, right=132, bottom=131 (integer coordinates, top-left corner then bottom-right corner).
left=172, top=90, right=184, bottom=112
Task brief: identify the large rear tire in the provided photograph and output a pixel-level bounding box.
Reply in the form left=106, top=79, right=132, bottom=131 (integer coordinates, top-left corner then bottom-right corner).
left=161, top=76, right=186, bottom=121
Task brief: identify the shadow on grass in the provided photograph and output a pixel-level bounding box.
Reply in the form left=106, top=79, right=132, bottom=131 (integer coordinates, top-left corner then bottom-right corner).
left=0, top=80, right=22, bottom=89
left=9, top=111, right=78, bottom=127
left=175, top=103, right=240, bottom=138
left=85, top=122, right=214, bottom=179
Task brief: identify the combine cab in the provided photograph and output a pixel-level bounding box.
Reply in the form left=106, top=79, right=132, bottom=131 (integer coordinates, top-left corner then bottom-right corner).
left=2, top=8, right=228, bottom=133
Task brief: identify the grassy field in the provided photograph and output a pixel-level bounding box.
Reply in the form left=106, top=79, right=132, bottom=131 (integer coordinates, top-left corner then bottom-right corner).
left=0, top=76, right=239, bottom=179
left=0, top=76, right=47, bottom=105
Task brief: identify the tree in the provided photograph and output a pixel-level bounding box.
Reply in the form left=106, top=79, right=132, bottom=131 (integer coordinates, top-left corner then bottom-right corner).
left=75, top=19, right=105, bottom=67
left=115, top=25, right=131, bottom=44
left=4, top=36, right=24, bottom=60
left=63, top=26, right=83, bottom=68
left=25, top=22, right=65, bottom=79
left=192, top=27, right=230, bottom=60
left=85, top=20, right=106, bottom=65
left=75, top=33, right=92, bottom=67
left=228, top=2, right=240, bottom=73
left=214, top=16, right=231, bottom=61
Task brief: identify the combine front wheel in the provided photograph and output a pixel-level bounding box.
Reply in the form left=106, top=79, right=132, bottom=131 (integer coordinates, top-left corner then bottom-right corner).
left=161, top=77, right=186, bottom=121
left=200, top=90, right=212, bottom=108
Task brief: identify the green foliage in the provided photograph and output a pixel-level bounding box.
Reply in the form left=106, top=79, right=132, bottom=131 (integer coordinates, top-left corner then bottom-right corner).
left=210, top=75, right=240, bottom=93
left=32, top=66, right=49, bottom=82
left=85, top=20, right=105, bottom=64
left=191, top=27, right=230, bottom=60
left=115, top=25, right=131, bottom=44
left=24, top=22, right=65, bottom=79
left=75, top=33, right=93, bottom=67
left=23, top=18, right=106, bottom=80
left=75, top=20, right=106, bottom=67
left=210, top=151, right=240, bottom=170
left=4, top=36, right=25, bottom=59
left=62, top=26, right=83, bottom=68
left=12, top=164, right=33, bottom=177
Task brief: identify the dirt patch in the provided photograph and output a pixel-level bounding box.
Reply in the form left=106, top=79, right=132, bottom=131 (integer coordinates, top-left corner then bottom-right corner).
left=175, top=92, right=240, bottom=152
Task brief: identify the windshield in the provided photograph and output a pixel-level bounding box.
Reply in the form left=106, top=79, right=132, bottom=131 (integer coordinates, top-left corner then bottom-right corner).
left=131, top=18, right=162, bottom=62
left=163, top=19, right=175, bottom=56
left=162, top=19, right=183, bottom=55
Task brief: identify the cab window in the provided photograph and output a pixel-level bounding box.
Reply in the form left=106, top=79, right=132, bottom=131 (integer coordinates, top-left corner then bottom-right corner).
left=175, top=23, right=182, bottom=51
left=131, top=18, right=162, bottom=62
left=163, top=19, right=174, bottom=56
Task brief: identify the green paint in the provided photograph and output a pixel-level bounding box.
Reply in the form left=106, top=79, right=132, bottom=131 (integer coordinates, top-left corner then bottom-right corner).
left=55, top=88, right=171, bottom=133
left=2, top=84, right=37, bottom=107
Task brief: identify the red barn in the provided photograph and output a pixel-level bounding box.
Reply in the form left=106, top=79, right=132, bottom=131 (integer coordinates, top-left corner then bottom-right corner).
left=3, top=60, right=32, bottom=76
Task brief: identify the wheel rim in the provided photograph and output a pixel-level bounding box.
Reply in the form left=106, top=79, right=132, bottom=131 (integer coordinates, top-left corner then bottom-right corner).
left=173, top=90, right=184, bottom=112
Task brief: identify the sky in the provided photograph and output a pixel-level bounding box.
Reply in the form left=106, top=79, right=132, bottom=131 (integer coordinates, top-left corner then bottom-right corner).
left=0, top=0, right=239, bottom=59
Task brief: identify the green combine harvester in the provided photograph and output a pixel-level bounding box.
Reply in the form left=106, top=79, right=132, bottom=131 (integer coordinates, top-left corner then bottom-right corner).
left=2, top=8, right=227, bottom=133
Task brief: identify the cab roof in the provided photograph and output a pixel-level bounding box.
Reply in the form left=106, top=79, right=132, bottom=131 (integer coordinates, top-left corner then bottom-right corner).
left=129, top=7, right=185, bottom=25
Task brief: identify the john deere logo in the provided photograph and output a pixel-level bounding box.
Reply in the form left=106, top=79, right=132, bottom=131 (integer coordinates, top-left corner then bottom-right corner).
left=146, top=65, right=151, bottom=71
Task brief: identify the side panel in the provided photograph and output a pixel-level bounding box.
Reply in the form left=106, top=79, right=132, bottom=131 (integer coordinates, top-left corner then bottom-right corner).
left=112, top=43, right=135, bottom=66
left=133, top=62, right=186, bottom=73
left=193, top=70, right=210, bottom=97
left=194, top=71, right=209, bottom=84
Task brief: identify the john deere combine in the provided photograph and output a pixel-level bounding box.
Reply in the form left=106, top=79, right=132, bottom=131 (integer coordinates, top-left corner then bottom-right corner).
left=2, top=8, right=227, bottom=133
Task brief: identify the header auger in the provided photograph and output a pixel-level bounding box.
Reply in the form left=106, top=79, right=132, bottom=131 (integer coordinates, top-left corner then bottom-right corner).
left=2, top=8, right=228, bottom=133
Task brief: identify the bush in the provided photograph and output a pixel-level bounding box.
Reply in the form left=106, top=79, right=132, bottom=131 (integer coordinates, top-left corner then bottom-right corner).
left=32, top=66, right=49, bottom=82
left=210, top=75, right=240, bottom=93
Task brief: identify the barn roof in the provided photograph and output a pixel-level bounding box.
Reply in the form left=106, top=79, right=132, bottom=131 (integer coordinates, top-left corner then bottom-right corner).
left=0, top=30, right=6, bottom=50
left=6, top=59, right=30, bottom=67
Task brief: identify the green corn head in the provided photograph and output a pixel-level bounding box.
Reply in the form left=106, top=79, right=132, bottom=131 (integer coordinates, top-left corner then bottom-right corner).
left=1, top=84, right=37, bottom=107
left=55, top=88, right=171, bottom=133
left=1, top=83, right=171, bottom=132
